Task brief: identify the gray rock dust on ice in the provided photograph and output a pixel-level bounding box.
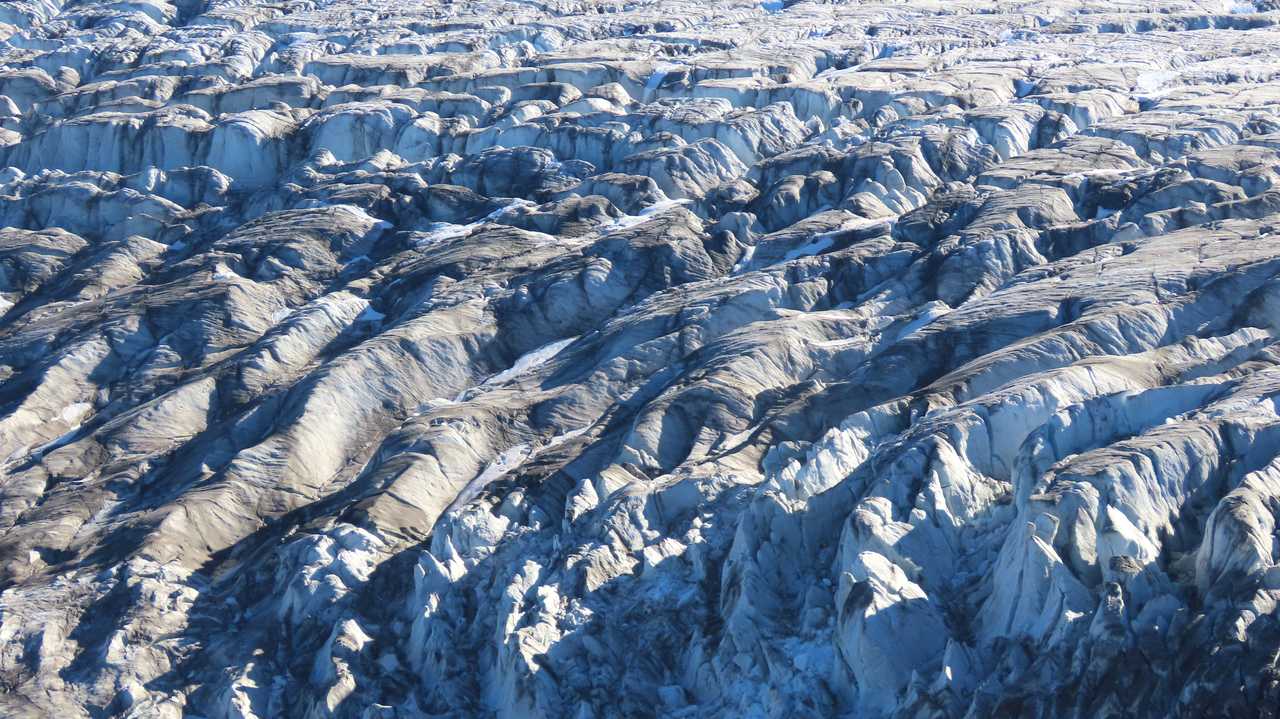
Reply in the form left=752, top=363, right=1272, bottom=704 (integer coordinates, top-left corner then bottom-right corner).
left=1, top=0, right=1280, bottom=716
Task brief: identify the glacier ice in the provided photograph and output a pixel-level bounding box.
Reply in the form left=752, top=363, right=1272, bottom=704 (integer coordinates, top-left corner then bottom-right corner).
left=1, top=0, right=1280, bottom=717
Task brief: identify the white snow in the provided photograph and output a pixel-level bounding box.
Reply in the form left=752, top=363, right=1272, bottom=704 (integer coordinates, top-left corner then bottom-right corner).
left=484, top=336, right=577, bottom=386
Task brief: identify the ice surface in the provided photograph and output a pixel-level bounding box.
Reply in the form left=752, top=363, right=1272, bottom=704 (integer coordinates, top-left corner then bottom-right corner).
left=0, top=0, right=1279, bottom=717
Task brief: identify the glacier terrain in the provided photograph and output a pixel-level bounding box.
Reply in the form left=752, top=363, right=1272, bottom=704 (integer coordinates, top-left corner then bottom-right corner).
left=1, top=0, right=1280, bottom=716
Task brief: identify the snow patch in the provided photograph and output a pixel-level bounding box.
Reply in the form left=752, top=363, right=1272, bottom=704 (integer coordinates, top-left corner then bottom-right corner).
left=485, top=336, right=577, bottom=386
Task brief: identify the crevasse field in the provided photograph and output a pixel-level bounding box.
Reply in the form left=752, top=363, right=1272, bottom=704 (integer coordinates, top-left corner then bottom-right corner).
left=1, top=0, right=1280, bottom=717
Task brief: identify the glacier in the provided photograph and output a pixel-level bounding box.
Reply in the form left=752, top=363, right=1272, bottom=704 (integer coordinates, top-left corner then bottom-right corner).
left=0, top=0, right=1280, bottom=717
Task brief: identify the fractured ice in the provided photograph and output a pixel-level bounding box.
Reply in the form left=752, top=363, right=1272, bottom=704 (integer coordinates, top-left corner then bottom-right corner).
left=1, top=0, right=1280, bottom=717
